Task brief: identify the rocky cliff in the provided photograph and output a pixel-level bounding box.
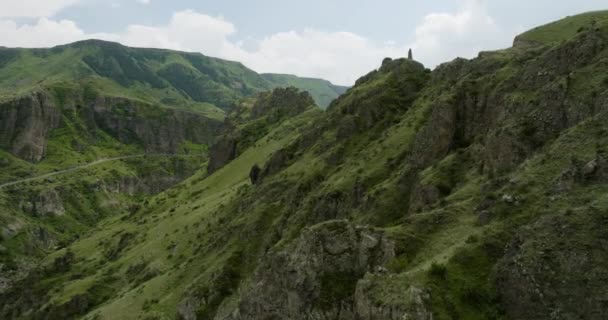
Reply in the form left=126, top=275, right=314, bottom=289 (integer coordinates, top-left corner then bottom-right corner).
left=0, top=92, right=62, bottom=162
left=207, top=87, right=316, bottom=174
left=222, top=221, right=397, bottom=320
left=203, top=14, right=608, bottom=320
left=82, top=96, right=223, bottom=154
left=0, top=89, right=223, bottom=163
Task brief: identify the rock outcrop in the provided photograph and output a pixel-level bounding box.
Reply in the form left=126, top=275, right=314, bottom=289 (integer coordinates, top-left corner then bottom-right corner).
left=0, top=92, right=61, bottom=162
left=222, top=220, right=399, bottom=320
left=207, top=137, right=238, bottom=174
left=0, top=91, right=223, bottom=163
left=81, top=95, right=222, bottom=154
left=355, top=277, right=432, bottom=320
left=20, top=189, right=65, bottom=217
left=207, top=88, right=315, bottom=174
left=250, top=87, right=315, bottom=121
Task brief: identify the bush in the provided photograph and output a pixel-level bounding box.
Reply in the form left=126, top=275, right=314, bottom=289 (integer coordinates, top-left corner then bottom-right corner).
left=386, top=256, right=409, bottom=273
left=428, top=262, right=447, bottom=280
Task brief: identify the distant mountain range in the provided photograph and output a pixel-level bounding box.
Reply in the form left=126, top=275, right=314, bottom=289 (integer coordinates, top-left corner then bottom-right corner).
left=0, top=39, right=346, bottom=112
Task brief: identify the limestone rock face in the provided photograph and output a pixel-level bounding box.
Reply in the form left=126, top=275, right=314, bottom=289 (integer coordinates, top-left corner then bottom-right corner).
left=207, top=137, right=238, bottom=174
left=417, top=27, right=608, bottom=178
left=0, top=92, right=61, bottom=162
left=0, top=92, right=222, bottom=163
left=355, top=279, right=432, bottom=320
left=82, top=96, right=222, bottom=154
left=250, top=87, right=315, bottom=121
left=20, top=189, right=65, bottom=217
left=223, top=220, right=398, bottom=320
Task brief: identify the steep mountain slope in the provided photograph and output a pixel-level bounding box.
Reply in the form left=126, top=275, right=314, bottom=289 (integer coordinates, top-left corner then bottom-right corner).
left=0, top=88, right=323, bottom=319
left=3, top=11, right=608, bottom=320
left=262, top=73, right=349, bottom=108
left=0, top=88, right=214, bottom=293
left=0, top=39, right=345, bottom=279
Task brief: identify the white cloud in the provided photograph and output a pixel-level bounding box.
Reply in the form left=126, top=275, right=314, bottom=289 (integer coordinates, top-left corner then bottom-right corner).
left=96, top=10, right=239, bottom=55
left=409, top=0, right=510, bottom=67
left=136, top=0, right=150, bottom=5
left=0, top=18, right=85, bottom=47
left=0, top=1, right=513, bottom=85
left=225, top=30, right=405, bottom=85
left=0, top=0, right=81, bottom=18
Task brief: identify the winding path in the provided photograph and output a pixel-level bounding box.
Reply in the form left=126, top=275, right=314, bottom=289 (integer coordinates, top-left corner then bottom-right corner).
left=0, top=154, right=202, bottom=189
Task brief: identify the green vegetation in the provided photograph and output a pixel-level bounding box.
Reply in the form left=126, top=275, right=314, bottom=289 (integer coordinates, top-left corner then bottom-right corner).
left=262, top=73, right=348, bottom=108
left=2, top=11, right=608, bottom=320
left=516, top=10, right=608, bottom=45
left=0, top=40, right=346, bottom=113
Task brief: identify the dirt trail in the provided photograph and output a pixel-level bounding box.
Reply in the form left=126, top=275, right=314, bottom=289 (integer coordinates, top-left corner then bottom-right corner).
left=0, top=154, right=201, bottom=189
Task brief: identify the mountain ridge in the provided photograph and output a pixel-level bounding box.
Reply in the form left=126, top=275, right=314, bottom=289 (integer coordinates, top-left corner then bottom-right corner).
left=0, top=39, right=346, bottom=109
left=1, top=10, right=608, bottom=320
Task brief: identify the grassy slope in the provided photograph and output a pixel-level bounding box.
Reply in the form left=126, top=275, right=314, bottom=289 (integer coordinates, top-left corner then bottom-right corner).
left=0, top=39, right=337, bottom=282
left=0, top=40, right=256, bottom=116
left=16, top=107, right=320, bottom=319
left=0, top=59, right=214, bottom=277
left=516, top=10, right=608, bottom=45
left=212, top=15, right=608, bottom=319
left=0, top=40, right=346, bottom=114
left=0, top=41, right=339, bottom=315
left=3, top=58, right=428, bottom=319
left=4, top=12, right=608, bottom=320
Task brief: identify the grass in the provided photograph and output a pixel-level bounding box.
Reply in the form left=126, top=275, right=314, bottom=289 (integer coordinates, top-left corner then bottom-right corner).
left=7, top=106, right=320, bottom=320
left=0, top=40, right=347, bottom=117
left=4, top=15, right=608, bottom=320
left=0, top=40, right=342, bottom=320
left=517, top=10, right=608, bottom=45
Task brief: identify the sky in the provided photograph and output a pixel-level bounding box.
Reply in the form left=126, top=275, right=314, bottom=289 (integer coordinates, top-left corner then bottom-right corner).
left=0, top=0, right=605, bottom=85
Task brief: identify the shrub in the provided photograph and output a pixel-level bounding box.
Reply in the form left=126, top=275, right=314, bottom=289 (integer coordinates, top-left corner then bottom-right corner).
left=428, top=262, right=447, bottom=280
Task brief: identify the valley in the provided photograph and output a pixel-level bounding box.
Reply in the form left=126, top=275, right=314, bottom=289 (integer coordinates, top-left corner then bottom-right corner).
left=1, top=9, right=608, bottom=320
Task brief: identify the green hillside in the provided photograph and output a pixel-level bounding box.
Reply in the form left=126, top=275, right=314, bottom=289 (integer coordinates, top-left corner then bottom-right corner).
left=0, top=40, right=263, bottom=115
left=2, top=11, right=608, bottom=320
left=0, top=40, right=344, bottom=277
left=0, top=40, right=346, bottom=112
left=515, top=10, right=608, bottom=45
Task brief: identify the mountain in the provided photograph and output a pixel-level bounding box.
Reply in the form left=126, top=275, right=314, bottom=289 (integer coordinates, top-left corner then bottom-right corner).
left=2, top=11, right=608, bottom=320
left=261, top=73, right=349, bottom=108
left=0, top=39, right=342, bottom=294
left=0, top=39, right=345, bottom=112
left=0, top=39, right=345, bottom=163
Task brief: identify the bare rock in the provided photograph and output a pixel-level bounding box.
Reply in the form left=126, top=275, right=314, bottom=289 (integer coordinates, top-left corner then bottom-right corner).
left=20, top=189, right=65, bottom=217
left=0, top=92, right=61, bottom=162
left=222, top=220, right=395, bottom=320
